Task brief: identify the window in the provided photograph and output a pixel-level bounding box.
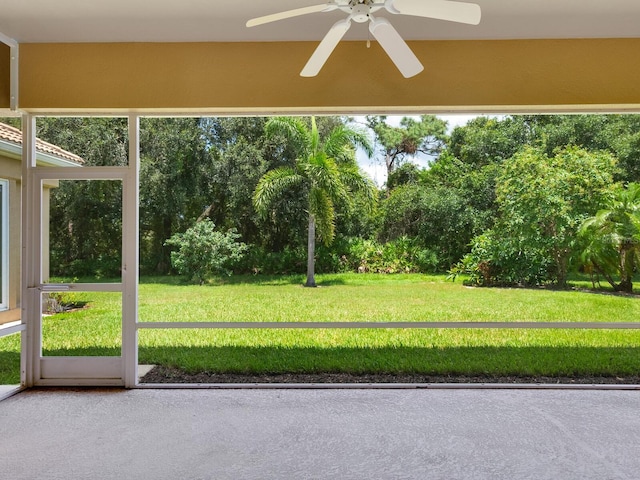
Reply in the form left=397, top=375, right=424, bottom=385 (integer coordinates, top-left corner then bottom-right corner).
left=0, top=179, right=8, bottom=311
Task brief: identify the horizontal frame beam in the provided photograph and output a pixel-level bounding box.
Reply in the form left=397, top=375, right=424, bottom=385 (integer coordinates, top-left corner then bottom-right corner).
left=33, top=166, right=130, bottom=181
left=17, top=39, right=640, bottom=111
left=38, top=283, right=123, bottom=293
left=136, top=382, right=640, bottom=391
left=40, top=356, right=122, bottom=380
left=139, top=321, right=640, bottom=330
left=0, top=321, right=25, bottom=338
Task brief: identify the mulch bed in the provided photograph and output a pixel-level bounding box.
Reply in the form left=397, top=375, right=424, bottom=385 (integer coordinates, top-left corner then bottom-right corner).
left=141, top=365, right=640, bottom=385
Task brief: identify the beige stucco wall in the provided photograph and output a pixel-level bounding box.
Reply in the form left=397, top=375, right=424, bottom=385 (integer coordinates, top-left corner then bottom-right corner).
left=12, top=38, right=640, bottom=113
left=0, top=153, right=54, bottom=325
left=0, top=155, right=20, bottom=323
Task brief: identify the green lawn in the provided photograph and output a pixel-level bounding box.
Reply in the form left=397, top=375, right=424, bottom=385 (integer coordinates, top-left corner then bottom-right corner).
left=1, top=273, right=639, bottom=384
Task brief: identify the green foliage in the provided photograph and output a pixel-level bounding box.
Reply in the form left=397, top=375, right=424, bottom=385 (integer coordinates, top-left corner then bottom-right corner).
left=139, top=118, right=212, bottom=274
left=36, top=118, right=129, bottom=278
left=343, top=237, right=439, bottom=274
left=366, top=115, right=448, bottom=176
left=28, top=113, right=640, bottom=284
left=164, top=219, right=247, bottom=284
left=578, top=182, right=640, bottom=292
left=491, top=114, right=640, bottom=183
left=236, top=237, right=438, bottom=276
left=446, top=116, right=530, bottom=169
left=239, top=245, right=307, bottom=275
left=449, top=230, right=553, bottom=287
left=386, top=162, right=422, bottom=190
left=43, top=291, right=85, bottom=314
left=454, top=146, right=617, bottom=286
left=254, top=116, right=376, bottom=285
left=379, top=184, right=477, bottom=269
left=202, top=117, right=308, bottom=253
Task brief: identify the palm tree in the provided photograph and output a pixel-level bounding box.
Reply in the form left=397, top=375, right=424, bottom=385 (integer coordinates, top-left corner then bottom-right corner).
left=579, top=182, right=640, bottom=293
left=253, top=117, right=375, bottom=287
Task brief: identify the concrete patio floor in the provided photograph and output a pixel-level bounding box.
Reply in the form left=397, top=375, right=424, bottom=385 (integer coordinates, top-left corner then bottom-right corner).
left=1, top=387, right=639, bottom=479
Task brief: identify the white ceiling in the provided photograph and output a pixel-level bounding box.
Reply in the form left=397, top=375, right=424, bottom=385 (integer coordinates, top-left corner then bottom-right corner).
left=1, top=0, right=639, bottom=44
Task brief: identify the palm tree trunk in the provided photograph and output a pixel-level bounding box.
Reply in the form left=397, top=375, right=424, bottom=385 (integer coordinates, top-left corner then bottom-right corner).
left=617, top=245, right=634, bottom=293
left=306, top=214, right=317, bottom=287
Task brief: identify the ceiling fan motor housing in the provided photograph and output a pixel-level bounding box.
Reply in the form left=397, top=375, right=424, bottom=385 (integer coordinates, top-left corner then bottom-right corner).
left=351, top=4, right=371, bottom=23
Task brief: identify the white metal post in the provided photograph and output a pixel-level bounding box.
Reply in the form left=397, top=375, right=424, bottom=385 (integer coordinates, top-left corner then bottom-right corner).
left=9, top=44, right=18, bottom=111
left=0, top=32, right=18, bottom=111
left=122, top=115, right=140, bottom=387
left=20, top=114, right=40, bottom=387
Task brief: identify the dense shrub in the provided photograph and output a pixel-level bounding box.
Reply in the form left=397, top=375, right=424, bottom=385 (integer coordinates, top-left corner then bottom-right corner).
left=379, top=184, right=477, bottom=269
left=236, top=237, right=439, bottom=275
left=165, top=219, right=247, bottom=284
left=50, top=255, right=122, bottom=279
left=239, top=245, right=307, bottom=275
left=338, top=237, right=439, bottom=274
left=451, top=147, right=618, bottom=287
left=449, top=230, right=553, bottom=287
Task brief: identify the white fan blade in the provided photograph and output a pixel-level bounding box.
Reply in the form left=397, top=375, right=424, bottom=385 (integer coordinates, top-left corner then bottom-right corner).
left=388, top=0, right=481, bottom=25
left=247, top=4, right=335, bottom=28
left=301, top=18, right=352, bottom=77
left=369, top=17, right=424, bottom=78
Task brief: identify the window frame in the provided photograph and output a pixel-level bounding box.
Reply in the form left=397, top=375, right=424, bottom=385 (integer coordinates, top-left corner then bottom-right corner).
left=0, top=178, right=8, bottom=311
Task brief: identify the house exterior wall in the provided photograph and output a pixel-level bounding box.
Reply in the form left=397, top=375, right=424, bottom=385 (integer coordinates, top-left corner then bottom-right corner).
left=0, top=153, right=54, bottom=325
left=0, top=155, right=20, bottom=324
left=12, top=38, right=640, bottom=113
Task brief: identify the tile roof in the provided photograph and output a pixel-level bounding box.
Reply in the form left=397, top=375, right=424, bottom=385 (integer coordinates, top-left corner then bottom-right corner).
left=0, top=122, right=85, bottom=164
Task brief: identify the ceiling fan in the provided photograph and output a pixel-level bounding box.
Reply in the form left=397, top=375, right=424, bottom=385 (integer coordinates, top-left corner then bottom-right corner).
left=246, top=0, right=481, bottom=78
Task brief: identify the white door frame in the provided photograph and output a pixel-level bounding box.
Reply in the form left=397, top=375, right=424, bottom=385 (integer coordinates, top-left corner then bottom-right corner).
left=21, top=114, right=139, bottom=387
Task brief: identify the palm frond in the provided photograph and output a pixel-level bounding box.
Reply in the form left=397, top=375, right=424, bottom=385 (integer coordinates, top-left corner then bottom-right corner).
left=309, top=187, right=336, bottom=245
left=580, top=209, right=611, bottom=233
left=578, top=181, right=640, bottom=290
left=257, top=116, right=377, bottom=247
left=253, top=167, right=304, bottom=216
left=265, top=117, right=310, bottom=156
left=303, top=153, right=347, bottom=201
left=338, top=165, right=377, bottom=210
left=324, top=124, right=374, bottom=160
left=310, top=116, right=320, bottom=155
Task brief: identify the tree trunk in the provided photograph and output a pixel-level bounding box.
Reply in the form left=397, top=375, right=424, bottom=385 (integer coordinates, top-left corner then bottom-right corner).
left=385, top=153, right=393, bottom=177
left=155, top=215, right=172, bottom=274
left=305, top=214, right=317, bottom=287
left=196, top=203, right=215, bottom=223
left=616, top=246, right=634, bottom=293
left=555, top=251, right=568, bottom=289
left=616, top=277, right=633, bottom=293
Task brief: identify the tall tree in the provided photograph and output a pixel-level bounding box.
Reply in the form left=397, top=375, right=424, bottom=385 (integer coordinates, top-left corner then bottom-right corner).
left=200, top=116, right=310, bottom=254
left=366, top=115, right=447, bottom=178
left=139, top=118, right=211, bottom=273
left=446, top=116, right=530, bottom=169
left=253, top=117, right=375, bottom=287
left=201, top=117, right=270, bottom=243
left=494, top=146, right=617, bottom=286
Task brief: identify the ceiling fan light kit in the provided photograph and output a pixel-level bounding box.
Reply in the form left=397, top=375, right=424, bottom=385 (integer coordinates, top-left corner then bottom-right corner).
left=246, top=0, right=481, bottom=78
